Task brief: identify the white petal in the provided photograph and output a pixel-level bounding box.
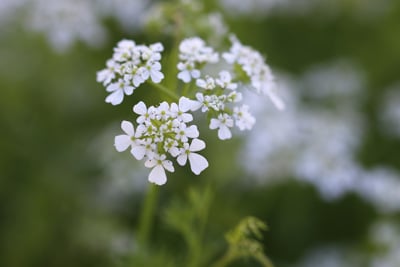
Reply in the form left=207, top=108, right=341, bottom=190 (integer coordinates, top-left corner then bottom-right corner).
left=106, top=89, right=124, bottom=105
left=185, top=125, right=199, bottom=138
left=131, top=145, right=146, bottom=160
left=191, top=70, right=200, bottom=79
left=106, top=83, right=118, bottom=92
left=162, top=160, right=175, bottom=172
left=177, top=154, right=188, bottom=166
left=179, top=97, right=202, bottom=112
left=114, top=135, right=131, bottom=152
left=218, top=126, right=232, bottom=140
left=209, top=118, right=220, bottom=130
left=178, top=71, right=191, bottom=83
left=181, top=113, right=193, bottom=122
left=144, top=158, right=157, bottom=168
left=121, top=120, right=135, bottom=136
left=190, top=139, right=205, bottom=152
left=148, top=165, right=167, bottom=185
left=188, top=153, right=209, bottom=175
left=133, top=101, right=147, bottom=115
left=124, top=86, right=134, bottom=95
left=151, top=70, right=164, bottom=83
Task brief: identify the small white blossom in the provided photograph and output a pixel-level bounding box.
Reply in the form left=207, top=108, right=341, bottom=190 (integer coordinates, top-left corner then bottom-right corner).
left=196, top=76, right=216, bottom=90
left=177, top=139, right=209, bottom=175
left=97, top=59, right=118, bottom=86
left=216, top=71, right=237, bottom=90
left=210, top=113, right=234, bottom=140
left=234, top=105, right=256, bottom=130
left=145, top=154, right=174, bottom=185
left=177, top=37, right=219, bottom=83
left=105, top=79, right=134, bottom=105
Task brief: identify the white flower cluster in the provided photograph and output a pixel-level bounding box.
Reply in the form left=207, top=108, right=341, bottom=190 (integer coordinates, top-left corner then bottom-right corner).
left=187, top=70, right=256, bottom=140
left=224, top=37, right=285, bottom=110
left=177, top=37, right=219, bottom=83
left=114, top=99, right=208, bottom=185
left=97, top=39, right=164, bottom=105
left=98, top=37, right=283, bottom=185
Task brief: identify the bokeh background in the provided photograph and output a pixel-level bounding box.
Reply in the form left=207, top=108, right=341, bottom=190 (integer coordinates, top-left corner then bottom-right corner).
left=1, top=0, right=400, bottom=266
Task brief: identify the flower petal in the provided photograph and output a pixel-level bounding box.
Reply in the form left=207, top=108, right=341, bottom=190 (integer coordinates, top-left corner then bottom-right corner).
left=106, top=89, right=124, bottom=105
left=151, top=70, right=164, bottom=83
left=178, top=71, right=191, bottom=83
left=133, top=101, right=147, bottom=115
left=185, top=125, right=199, bottom=138
left=179, top=97, right=202, bottom=112
left=148, top=165, right=167, bottom=185
left=188, top=153, right=209, bottom=175
left=162, top=160, right=175, bottom=173
left=131, top=145, right=146, bottom=160
left=177, top=154, right=188, bottom=166
left=218, top=126, right=232, bottom=140
left=121, top=120, right=134, bottom=136
left=190, top=139, right=206, bottom=152
left=114, top=135, right=131, bottom=152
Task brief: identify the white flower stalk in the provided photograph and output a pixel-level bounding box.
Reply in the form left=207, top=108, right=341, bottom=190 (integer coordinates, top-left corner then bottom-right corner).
left=114, top=98, right=209, bottom=185
left=97, top=39, right=165, bottom=105
left=177, top=37, right=219, bottom=83
left=223, top=37, right=285, bottom=110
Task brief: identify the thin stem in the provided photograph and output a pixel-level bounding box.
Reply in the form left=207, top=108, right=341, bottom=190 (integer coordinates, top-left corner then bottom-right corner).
left=137, top=184, right=159, bottom=247
left=149, top=82, right=180, bottom=101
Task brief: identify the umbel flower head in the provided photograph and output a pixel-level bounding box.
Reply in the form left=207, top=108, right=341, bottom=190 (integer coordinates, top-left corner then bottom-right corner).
left=114, top=99, right=208, bottom=185
left=97, top=39, right=164, bottom=105
left=97, top=37, right=284, bottom=185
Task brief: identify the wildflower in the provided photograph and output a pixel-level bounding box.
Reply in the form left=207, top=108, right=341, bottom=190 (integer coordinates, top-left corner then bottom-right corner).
left=105, top=78, right=134, bottom=105
left=177, top=139, right=209, bottom=175
left=210, top=113, right=234, bottom=140
left=234, top=105, right=256, bottom=130
left=97, top=39, right=165, bottom=105
left=223, top=37, right=284, bottom=110
left=145, top=154, right=175, bottom=185
left=216, top=71, right=237, bottom=90
left=177, top=37, right=219, bottom=83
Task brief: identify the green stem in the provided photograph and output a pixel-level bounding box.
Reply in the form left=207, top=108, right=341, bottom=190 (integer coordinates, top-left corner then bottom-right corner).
left=138, top=184, right=159, bottom=247
left=211, top=251, right=234, bottom=267
left=149, top=82, right=180, bottom=101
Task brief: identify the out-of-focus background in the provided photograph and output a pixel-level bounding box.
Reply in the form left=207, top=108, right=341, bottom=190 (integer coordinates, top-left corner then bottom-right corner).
left=1, top=0, right=400, bottom=266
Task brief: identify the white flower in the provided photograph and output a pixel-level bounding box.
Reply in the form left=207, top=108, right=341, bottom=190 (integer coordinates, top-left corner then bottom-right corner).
left=177, top=62, right=201, bottom=83
left=210, top=113, right=234, bottom=140
left=234, top=105, right=256, bottom=130
left=175, top=124, right=199, bottom=142
left=177, top=37, right=219, bottom=83
left=177, top=139, right=209, bottom=175
left=145, top=61, right=164, bottom=83
left=216, top=71, right=237, bottom=90
left=196, top=76, right=216, bottom=90
left=145, top=154, right=175, bottom=185
left=179, top=96, right=203, bottom=112
left=97, top=39, right=165, bottom=105
left=105, top=79, right=134, bottom=105
left=114, top=120, right=136, bottom=152
left=223, top=37, right=284, bottom=110
left=133, top=101, right=156, bottom=124
left=97, top=59, right=118, bottom=86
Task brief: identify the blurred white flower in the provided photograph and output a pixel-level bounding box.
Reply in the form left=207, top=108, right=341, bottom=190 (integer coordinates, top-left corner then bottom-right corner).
left=379, top=85, right=400, bottom=137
